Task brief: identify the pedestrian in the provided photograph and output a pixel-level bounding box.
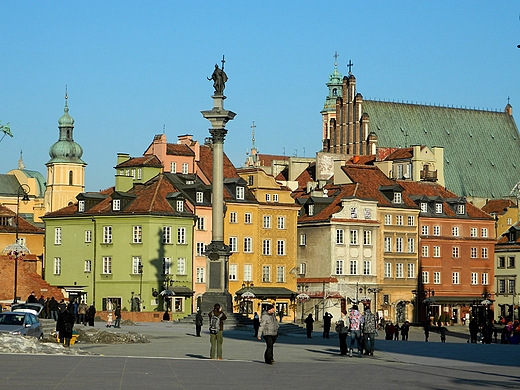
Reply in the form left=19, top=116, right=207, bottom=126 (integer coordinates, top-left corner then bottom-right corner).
left=253, top=312, right=260, bottom=337
left=385, top=322, right=395, bottom=340
left=394, top=322, right=400, bottom=340
left=26, top=291, right=38, bottom=303
left=106, top=312, right=113, bottom=327
left=348, top=304, right=364, bottom=357
left=49, top=297, right=59, bottom=320
left=336, top=311, right=349, bottom=355
left=114, top=306, right=121, bottom=328
left=440, top=326, right=447, bottom=342
left=424, top=321, right=430, bottom=342
left=44, top=298, right=51, bottom=319
left=208, top=303, right=227, bottom=359
left=78, top=300, right=87, bottom=325
left=58, top=299, right=67, bottom=313
left=304, top=314, right=314, bottom=338
left=401, top=320, right=410, bottom=341
left=195, top=308, right=203, bottom=337
left=56, top=307, right=75, bottom=346
left=469, top=318, right=479, bottom=343
left=323, top=312, right=333, bottom=339
left=278, top=309, right=284, bottom=323
left=87, top=304, right=96, bottom=326
left=362, top=307, right=377, bottom=356
left=38, top=295, right=45, bottom=317
left=257, top=304, right=279, bottom=365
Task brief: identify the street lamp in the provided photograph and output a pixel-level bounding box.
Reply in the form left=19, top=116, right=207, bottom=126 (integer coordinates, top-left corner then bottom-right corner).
left=241, top=281, right=255, bottom=315
left=368, top=287, right=382, bottom=312
left=138, top=263, right=143, bottom=311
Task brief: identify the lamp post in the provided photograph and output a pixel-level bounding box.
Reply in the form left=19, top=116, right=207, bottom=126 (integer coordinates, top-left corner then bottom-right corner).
left=368, top=287, right=382, bottom=313
left=241, top=281, right=254, bottom=315
left=138, top=263, right=143, bottom=311
left=10, top=184, right=30, bottom=303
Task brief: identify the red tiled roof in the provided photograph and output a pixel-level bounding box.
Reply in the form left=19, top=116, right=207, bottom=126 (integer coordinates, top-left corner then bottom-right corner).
left=257, top=154, right=289, bottom=167
left=482, top=199, right=516, bottom=215
left=116, top=155, right=163, bottom=168
left=166, top=143, right=196, bottom=156
left=347, top=155, right=376, bottom=165
left=0, top=205, right=44, bottom=234
left=383, top=147, right=414, bottom=161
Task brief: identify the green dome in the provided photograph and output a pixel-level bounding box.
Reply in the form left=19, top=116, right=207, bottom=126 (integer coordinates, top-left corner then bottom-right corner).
left=58, top=104, right=74, bottom=127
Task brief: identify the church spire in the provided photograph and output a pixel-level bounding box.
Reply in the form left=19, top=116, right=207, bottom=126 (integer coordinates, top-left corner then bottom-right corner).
left=18, top=150, right=25, bottom=170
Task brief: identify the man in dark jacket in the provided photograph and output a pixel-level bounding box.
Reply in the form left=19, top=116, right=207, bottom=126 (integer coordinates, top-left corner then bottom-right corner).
left=87, top=304, right=96, bottom=326
left=258, top=304, right=279, bottom=364
left=56, top=307, right=75, bottom=346
left=195, top=309, right=203, bottom=337
left=49, top=297, right=59, bottom=320
left=304, top=314, right=314, bottom=338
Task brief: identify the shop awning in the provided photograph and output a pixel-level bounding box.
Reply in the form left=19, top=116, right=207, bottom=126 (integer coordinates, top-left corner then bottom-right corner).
left=235, top=287, right=296, bottom=299
left=164, top=286, right=194, bottom=297
left=427, top=296, right=492, bottom=305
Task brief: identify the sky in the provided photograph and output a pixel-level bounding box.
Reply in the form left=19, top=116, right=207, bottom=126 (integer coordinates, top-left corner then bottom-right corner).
left=0, top=1, right=519, bottom=192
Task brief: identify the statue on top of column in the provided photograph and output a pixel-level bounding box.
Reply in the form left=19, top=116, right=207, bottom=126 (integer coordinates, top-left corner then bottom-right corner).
left=208, top=56, right=228, bottom=95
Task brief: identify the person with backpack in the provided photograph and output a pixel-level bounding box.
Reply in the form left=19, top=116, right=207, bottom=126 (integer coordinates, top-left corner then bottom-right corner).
left=257, top=304, right=279, bottom=364
left=208, top=303, right=227, bottom=359
left=336, top=310, right=350, bottom=355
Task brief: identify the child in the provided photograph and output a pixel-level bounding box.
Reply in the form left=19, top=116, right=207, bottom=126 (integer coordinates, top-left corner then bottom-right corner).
left=440, top=326, right=447, bottom=342
left=106, top=312, right=113, bottom=328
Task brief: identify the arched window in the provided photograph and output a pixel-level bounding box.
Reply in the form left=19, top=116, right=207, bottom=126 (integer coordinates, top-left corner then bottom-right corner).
left=69, top=170, right=73, bottom=185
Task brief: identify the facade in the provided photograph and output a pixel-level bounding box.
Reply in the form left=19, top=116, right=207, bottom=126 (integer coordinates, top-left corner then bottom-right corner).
left=482, top=199, right=519, bottom=239
left=495, top=224, right=520, bottom=322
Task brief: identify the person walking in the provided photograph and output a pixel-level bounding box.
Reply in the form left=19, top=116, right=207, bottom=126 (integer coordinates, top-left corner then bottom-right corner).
left=87, top=304, right=96, bottom=326
left=195, top=309, right=203, bottom=337
left=208, top=303, right=227, bottom=360
left=114, top=306, right=122, bottom=328
left=78, top=301, right=87, bottom=325
left=323, top=312, right=333, bottom=339
left=401, top=320, right=410, bottom=341
left=336, top=311, right=349, bottom=355
left=49, top=297, right=59, bottom=320
left=252, top=312, right=260, bottom=338
left=424, top=321, right=430, bottom=342
left=348, top=305, right=364, bottom=357
left=363, top=307, right=377, bottom=356
left=394, top=322, right=400, bottom=340
left=469, top=318, right=479, bottom=343
left=440, top=326, right=447, bottom=342
left=56, top=307, right=75, bottom=346
left=257, top=304, right=279, bottom=364
left=304, top=314, right=314, bottom=338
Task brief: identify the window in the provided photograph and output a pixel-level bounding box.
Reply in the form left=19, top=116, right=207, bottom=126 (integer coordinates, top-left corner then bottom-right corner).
left=176, top=200, right=184, bottom=212
left=196, top=267, right=205, bottom=283
left=103, top=226, right=112, bottom=244
left=420, top=202, right=428, bottom=212
left=230, top=212, right=237, bottom=223
left=384, top=263, right=392, bottom=278
left=262, top=239, right=271, bottom=255
left=421, top=225, right=429, bottom=235
left=435, top=203, right=443, bottom=214
left=229, top=237, right=237, bottom=252
left=481, top=228, right=488, bottom=238
left=102, top=256, right=112, bottom=274
left=509, top=257, right=516, bottom=268
left=177, top=227, right=186, bottom=244
left=396, top=263, right=404, bottom=278
left=244, top=213, right=252, bottom=224
left=197, top=217, right=205, bottom=231
left=113, top=199, right=121, bottom=211
left=457, top=204, right=465, bottom=214
left=422, top=245, right=429, bottom=257
left=336, top=229, right=345, bottom=244
left=470, top=227, right=477, bottom=237
left=471, top=272, right=478, bottom=285
left=363, top=230, right=372, bottom=245
left=363, top=260, right=371, bottom=275
left=163, top=257, right=172, bottom=275
left=182, top=163, right=189, bottom=174
left=350, top=230, right=358, bottom=245
left=335, top=260, right=344, bottom=275
left=277, top=240, right=286, bottom=256
left=300, top=234, right=307, bottom=246
left=452, top=226, right=459, bottom=237
left=131, top=169, right=136, bottom=179
left=132, top=256, right=142, bottom=274
left=196, top=242, right=206, bottom=256
left=85, top=230, right=92, bottom=243
left=262, top=265, right=271, bottom=282
left=481, top=247, right=488, bottom=258
left=299, top=263, right=306, bottom=275
left=247, top=175, right=253, bottom=185
left=499, top=279, right=506, bottom=293
left=395, top=215, right=403, bottom=226
left=177, top=258, right=186, bottom=275
left=277, top=216, right=285, bottom=229
left=162, top=226, right=172, bottom=244
left=54, top=257, right=61, bottom=275
left=422, top=271, right=429, bottom=284
left=384, top=214, right=392, bottom=225
left=266, top=194, right=271, bottom=202
left=308, top=204, right=314, bottom=216
left=482, top=273, right=489, bottom=285
left=350, top=207, right=358, bottom=218
left=452, top=272, right=460, bottom=284
left=229, top=264, right=237, bottom=281
left=393, top=192, right=402, bottom=203
left=263, top=215, right=271, bottom=229
left=499, top=257, right=506, bottom=268
left=244, top=237, right=252, bottom=253
left=452, top=246, right=459, bottom=258
left=277, top=266, right=285, bottom=282
left=54, top=228, right=62, bottom=245
left=433, top=272, right=441, bottom=284
left=407, top=215, right=415, bottom=226
left=433, top=246, right=441, bottom=257
left=509, top=280, right=516, bottom=294
left=384, top=237, right=392, bottom=252
left=507, top=218, right=513, bottom=225
left=196, top=191, right=204, bottom=204
left=137, top=168, right=142, bottom=180
left=236, top=186, right=244, bottom=200
left=364, top=208, right=372, bottom=219
left=244, top=264, right=252, bottom=281
left=407, top=238, right=415, bottom=253
left=470, top=247, right=477, bottom=258
left=78, top=200, right=85, bottom=212
left=84, top=260, right=91, bottom=273
left=350, top=260, right=358, bottom=275
left=133, top=226, right=142, bottom=243
left=273, top=194, right=279, bottom=203
left=433, top=226, right=440, bottom=236
left=170, top=162, right=177, bottom=172
left=396, top=237, right=403, bottom=252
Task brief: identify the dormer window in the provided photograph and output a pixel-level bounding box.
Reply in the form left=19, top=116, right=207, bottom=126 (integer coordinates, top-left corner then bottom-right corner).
left=248, top=175, right=254, bottom=186
left=236, top=186, right=244, bottom=200
left=393, top=192, right=402, bottom=204
left=186, top=180, right=194, bottom=185
left=266, top=194, right=271, bottom=202
left=182, top=163, right=189, bottom=174
left=435, top=203, right=443, bottom=214
left=420, top=202, right=428, bottom=212
left=78, top=200, right=85, bottom=213
left=308, top=204, right=314, bottom=216
left=113, top=199, right=121, bottom=211
left=176, top=200, right=184, bottom=212
left=196, top=191, right=203, bottom=204
left=273, top=194, right=279, bottom=203
left=457, top=204, right=465, bottom=215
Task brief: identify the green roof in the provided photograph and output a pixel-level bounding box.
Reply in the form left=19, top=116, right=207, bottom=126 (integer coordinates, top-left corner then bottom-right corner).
left=363, top=100, right=520, bottom=199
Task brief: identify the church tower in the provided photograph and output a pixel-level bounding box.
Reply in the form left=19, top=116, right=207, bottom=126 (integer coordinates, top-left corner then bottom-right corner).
left=321, top=52, right=343, bottom=152
left=44, top=92, right=86, bottom=212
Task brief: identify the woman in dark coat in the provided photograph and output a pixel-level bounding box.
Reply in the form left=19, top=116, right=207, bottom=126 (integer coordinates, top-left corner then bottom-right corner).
left=56, top=307, right=75, bottom=346
left=87, top=304, right=96, bottom=326
left=304, top=314, right=314, bottom=338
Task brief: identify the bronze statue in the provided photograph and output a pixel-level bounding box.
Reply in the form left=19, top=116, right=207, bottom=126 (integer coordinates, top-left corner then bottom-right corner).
left=208, top=64, right=228, bottom=95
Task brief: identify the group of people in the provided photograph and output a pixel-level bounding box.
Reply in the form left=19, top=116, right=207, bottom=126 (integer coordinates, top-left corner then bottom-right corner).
left=384, top=321, right=410, bottom=341
left=334, top=305, right=378, bottom=357
left=26, top=292, right=97, bottom=326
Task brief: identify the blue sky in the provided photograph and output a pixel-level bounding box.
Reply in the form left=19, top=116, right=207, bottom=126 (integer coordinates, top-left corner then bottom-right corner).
left=1, top=1, right=519, bottom=192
